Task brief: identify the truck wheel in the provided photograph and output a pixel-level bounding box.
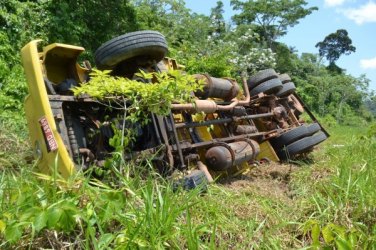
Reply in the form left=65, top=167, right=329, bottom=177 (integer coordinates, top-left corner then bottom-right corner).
left=247, top=69, right=278, bottom=89
left=306, top=123, right=321, bottom=136
left=278, top=136, right=313, bottom=160
left=276, top=82, right=296, bottom=97
left=250, top=78, right=283, bottom=96
left=94, top=30, right=168, bottom=69
left=278, top=131, right=327, bottom=160
left=310, top=131, right=327, bottom=146
left=271, top=125, right=309, bottom=150
left=278, top=73, right=291, bottom=84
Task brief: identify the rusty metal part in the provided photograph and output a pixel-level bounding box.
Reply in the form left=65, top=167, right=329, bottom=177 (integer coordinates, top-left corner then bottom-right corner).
left=79, top=148, right=95, bottom=162
left=273, top=106, right=288, bottom=120
left=44, top=78, right=57, bottom=95
left=171, top=100, right=217, bottom=113
left=171, top=99, right=239, bottom=113
left=217, top=99, right=239, bottom=111
left=231, top=106, right=247, bottom=116
left=235, top=125, right=258, bottom=134
left=205, top=140, right=260, bottom=171
left=175, top=112, right=274, bottom=129
left=183, top=154, right=213, bottom=183
left=273, top=105, right=290, bottom=128
left=166, top=145, right=174, bottom=167
left=246, top=139, right=260, bottom=157
left=278, top=97, right=300, bottom=126
left=264, top=120, right=278, bottom=130
left=154, top=115, right=174, bottom=167
left=168, top=113, right=186, bottom=169
left=238, top=77, right=251, bottom=105
left=65, top=114, right=79, bottom=158
left=258, top=106, right=270, bottom=113
left=83, top=60, right=92, bottom=71
left=185, top=153, right=200, bottom=162
left=197, top=161, right=214, bottom=182
left=194, top=74, right=240, bottom=101
left=177, top=132, right=265, bottom=151
left=288, top=95, right=304, bottom=114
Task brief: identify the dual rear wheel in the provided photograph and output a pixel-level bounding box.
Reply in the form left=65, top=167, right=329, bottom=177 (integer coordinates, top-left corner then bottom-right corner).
left=271, top=123, right=327, bottom=160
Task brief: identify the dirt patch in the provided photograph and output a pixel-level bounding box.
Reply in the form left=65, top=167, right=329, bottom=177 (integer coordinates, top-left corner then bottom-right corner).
left=219, top=162, right=299, bottom=202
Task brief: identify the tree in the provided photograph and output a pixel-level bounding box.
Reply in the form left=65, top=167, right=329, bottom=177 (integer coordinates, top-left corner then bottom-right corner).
left=210, top=1, right=226, bottom=38
left=230, top=0, right=317, bottom=48
left=315, top=29, right=356, bottom=64
left=47, top=0, right=139, bottom=54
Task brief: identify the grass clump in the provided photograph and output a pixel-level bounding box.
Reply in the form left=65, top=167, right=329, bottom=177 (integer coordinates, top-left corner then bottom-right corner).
left=1, top=114, right=376, bottom=248
left=290, top=125, right=376, bottom=249
left=0, top=162, right=217, bottom=249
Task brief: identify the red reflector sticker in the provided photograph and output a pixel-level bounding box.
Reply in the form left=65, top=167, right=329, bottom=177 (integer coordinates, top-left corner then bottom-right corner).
left=39, top=116, right=58, bottom=152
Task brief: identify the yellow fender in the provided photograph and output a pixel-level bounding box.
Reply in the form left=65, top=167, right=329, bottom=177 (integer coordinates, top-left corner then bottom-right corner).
left=21, top=40, right=85, bottom=178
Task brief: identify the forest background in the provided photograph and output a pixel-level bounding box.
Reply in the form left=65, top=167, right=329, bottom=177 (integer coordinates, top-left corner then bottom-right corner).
left=1, top=1, right=376, bottom=248
left=1, top=0, right=376, bottom=125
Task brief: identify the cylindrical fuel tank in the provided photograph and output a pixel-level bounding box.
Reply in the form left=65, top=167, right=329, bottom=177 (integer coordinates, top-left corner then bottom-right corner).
left=194, top=74, right=240, bottom=101
left=205, top=140, right=260, bottom=171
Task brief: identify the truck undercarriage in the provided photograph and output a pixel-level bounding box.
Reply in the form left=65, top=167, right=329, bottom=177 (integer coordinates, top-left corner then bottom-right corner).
left=21, top=31, right=328, bottom=186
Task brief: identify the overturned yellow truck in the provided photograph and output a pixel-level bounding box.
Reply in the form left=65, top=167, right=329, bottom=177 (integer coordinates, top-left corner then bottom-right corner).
left=21, top=30, right=328, bottom=187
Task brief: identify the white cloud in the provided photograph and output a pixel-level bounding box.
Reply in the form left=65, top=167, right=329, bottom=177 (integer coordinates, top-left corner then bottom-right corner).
left=324, top=0, right=346, bottom=7
left=360, top=57, right=376, bottom=69
left=342, top=1, right=376, bottom=24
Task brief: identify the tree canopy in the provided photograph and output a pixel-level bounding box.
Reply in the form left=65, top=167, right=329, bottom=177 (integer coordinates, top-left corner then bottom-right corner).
left=0, top=0, right=374, bottom=124
left=315, top=29, right=356, bottom=64
left=231, top=0, right=317, bottom=47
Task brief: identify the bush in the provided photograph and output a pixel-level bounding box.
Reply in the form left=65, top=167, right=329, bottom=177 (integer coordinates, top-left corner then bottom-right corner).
left=0, top=64, right=27, bottom=112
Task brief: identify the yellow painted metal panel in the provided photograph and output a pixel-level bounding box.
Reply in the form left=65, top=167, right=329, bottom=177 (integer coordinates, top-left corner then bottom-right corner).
left=257, top=140, right=279, bottom=162
left=21, top=40, right=75, bottom=178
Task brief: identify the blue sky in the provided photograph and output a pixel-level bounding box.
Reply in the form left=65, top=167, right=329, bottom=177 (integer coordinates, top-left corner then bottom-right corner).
left=184, top=0, right=376, bottom=91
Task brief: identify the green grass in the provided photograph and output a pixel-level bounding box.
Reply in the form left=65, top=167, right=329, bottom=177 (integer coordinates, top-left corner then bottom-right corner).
left=1, top=117, right=376, bottom=249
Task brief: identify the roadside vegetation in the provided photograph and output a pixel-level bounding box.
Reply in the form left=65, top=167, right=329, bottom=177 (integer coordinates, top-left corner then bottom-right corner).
left=1, top=0, right=375, bottom=248
left=1, top=107, right=375, bottom=248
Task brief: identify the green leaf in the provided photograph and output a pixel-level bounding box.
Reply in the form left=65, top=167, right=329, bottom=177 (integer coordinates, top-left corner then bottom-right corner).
left=59, top=209, right=76, bottom=231
left=0, top=220, right=6, bottom=232
left=98, top=233, right=115, bottom=248
left=311, top=223, right=321, bottom=246
left=348, top=231, right=358, bottom=247
left=5, top=223, right=22, bottom=243
left=47, top=207, right=63, bottom=228
left=335, top=238, right=352, bottom=250
left=34, top=210, right=48, bottom=232
left=322, top=224, right=334, bottom=243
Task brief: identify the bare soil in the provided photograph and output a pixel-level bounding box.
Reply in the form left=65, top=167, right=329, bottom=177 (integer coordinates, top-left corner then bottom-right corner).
left=219, top=162, right=299, bottom=203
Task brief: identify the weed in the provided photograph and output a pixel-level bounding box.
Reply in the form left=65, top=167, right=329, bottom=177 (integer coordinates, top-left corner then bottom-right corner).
left=1, top=114, right=375, bottom=248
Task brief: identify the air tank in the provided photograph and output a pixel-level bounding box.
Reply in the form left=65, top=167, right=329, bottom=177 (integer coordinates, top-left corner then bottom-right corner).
left=205, top=140, right=260, bottom=171
left=194, top=74, right=240, bottom=101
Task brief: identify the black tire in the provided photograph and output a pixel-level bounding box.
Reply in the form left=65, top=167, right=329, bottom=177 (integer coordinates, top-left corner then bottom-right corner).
left=271, top=125, right=309, bottom=149
left=250, top=78, right=283, bottom=96
left=247, top=69, right=278, bottom=89
left=278, top=73, right=291, bottom=84
left=94, top=30, right=168, bottom=69
left=279, top=131, right=327, bottom=160
left=278, top=136, right=313, bottom=160
left=276, top=82, right=296, bottom=97
left=310, top=131, right=328, bottom=146
left=306, top=123, right=321, bottom=136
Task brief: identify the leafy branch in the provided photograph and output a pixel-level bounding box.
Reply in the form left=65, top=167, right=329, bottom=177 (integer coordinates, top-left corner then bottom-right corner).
left=72, top=69, right=203, bottom=125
